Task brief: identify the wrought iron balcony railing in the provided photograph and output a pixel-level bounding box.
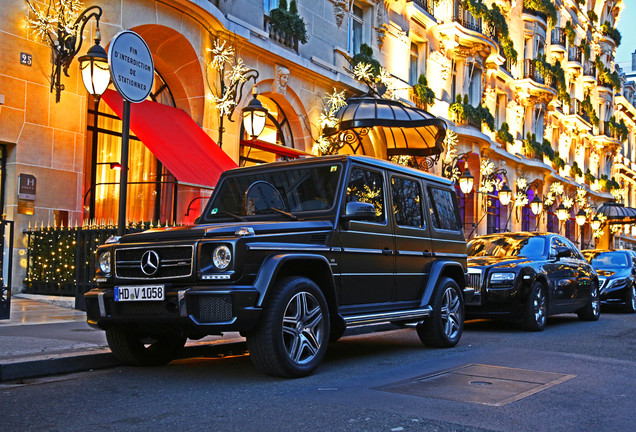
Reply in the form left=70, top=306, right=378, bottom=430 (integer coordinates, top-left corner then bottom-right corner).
left=523, top=59, right=545, bottom=84
left=412, top=0, right=435, bottom=16
left=568, top=46, right=582, bottom=64
left=583, top=61, right=596, bottom=78
left=568, top=99, right=591, bottom=123
left=551, top=28, right=566, bottom=47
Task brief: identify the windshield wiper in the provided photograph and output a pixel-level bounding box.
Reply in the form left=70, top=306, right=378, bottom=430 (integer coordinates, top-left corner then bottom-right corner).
left=216, top=211, right=247, bottom=222
left=267, top=208, right=298, bottom=221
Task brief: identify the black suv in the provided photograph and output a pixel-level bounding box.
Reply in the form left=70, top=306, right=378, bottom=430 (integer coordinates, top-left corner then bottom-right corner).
left=86, top=155, right=470, bottom=377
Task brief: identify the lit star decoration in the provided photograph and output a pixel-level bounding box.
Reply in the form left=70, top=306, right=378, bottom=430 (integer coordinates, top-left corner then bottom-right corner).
left=25, top=0, right=85, bottom=44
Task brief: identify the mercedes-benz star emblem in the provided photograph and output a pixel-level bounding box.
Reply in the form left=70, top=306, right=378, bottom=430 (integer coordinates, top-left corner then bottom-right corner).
left=140, top=250, right=160, bottom=276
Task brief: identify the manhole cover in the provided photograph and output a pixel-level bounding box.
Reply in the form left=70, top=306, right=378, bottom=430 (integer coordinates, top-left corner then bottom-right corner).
left=376, top=364, right=575, bottom=407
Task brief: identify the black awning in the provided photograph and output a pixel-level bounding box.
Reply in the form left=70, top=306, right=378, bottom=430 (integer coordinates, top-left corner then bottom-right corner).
left=323, top=96, right=446, bottom=157
left=597, top=202, right=636, bottom=222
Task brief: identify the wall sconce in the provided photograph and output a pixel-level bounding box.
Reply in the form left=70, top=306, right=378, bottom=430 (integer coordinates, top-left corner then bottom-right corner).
left=591, top=215, right=601, bottom=231
left=26, top=3, right=104, bottom=102
left=78, top=28, right=110, bottom=99
left=442, top=152, right=474, bottom=194
left=556, top=203, right=569, bottom=221
left=458, top=169, right=475, bottom=195
left=242, top=85, right=268, bottom=139
left=97, top=162, right=122, bottom=171
left=575, top=209, right=587, bottom=226
left=498, top=183, right=512, bottom=206
left=530, top=195, right=543, bottom=216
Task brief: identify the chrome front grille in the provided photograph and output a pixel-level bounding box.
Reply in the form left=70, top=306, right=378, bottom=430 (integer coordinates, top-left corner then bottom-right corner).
left=467, top=269, right=483, bottom=293
left=115, top=245, right=194, bottom=279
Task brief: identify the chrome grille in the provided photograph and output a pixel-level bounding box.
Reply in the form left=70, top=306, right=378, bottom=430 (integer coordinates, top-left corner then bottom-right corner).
left=467, top=270, right=483, bottom=293
left=115, top=245, right=194, bottom=280
left=189, top=295, right=233, bottom=323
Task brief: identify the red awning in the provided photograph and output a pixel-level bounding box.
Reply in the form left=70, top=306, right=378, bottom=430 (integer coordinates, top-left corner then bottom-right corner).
left=102, top=89, right=237, bottom=187
left=239, top=139, right=312, bottom=159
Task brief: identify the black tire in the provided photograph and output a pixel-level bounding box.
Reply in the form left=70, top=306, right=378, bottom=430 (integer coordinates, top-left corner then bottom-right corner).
left=105, top=326, right=186, bottom=366
left=624, top=284, right=636, bottom=314
left=416, top=277, right=464, bottom=348
left=577, top=281, right=600, bottom=321
left=246, top=276, right=330, bottom=378
left=523, top=282, right=547, bottom=331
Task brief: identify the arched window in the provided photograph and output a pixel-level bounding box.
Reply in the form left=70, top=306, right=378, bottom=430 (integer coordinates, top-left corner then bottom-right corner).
left=239, top=95, right=297, bottom=166
left=84, top=71, right=178, bottom=223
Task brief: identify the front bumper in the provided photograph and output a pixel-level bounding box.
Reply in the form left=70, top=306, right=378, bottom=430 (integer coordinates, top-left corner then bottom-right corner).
left=85, top=285, right=261, bottom=334
left=599, top=279, right=630, bottom=304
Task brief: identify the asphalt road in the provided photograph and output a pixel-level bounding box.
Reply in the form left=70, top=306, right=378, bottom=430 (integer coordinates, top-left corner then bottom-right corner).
left=1, top=309, right=634, bottom=432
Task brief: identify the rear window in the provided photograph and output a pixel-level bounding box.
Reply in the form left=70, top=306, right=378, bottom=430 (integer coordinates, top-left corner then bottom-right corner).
left=427, top=187, right=461, bottom=231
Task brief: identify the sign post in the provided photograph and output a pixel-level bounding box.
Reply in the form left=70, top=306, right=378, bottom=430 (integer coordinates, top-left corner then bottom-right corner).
left=108, top=31, right=154, bottom=235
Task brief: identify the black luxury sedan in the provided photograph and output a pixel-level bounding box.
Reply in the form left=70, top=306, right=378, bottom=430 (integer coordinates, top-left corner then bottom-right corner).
left=466, top=232, right=600, bottom=331
left=582, top=249, right=636, bottom=313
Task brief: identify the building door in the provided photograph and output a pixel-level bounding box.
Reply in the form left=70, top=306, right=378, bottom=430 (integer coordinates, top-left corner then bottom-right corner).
left=0, top=145, right=12, bottom=319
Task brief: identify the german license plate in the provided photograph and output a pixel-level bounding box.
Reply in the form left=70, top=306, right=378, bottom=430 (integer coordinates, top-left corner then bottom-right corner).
left=114, top=285, right=165, bottom=301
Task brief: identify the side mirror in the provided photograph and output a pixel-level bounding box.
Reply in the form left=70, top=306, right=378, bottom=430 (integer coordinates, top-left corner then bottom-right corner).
left=342, top=201, right=376, bottom=221
left=555, top=246, right=571, bottom=260
left=194, top=217, right=200, bottom=224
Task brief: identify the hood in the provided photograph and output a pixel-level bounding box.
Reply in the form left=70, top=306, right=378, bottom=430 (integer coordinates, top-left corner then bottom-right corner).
left=119, top=220, right=334, bottom=243
left=595, top=268, right=630, bottom=279
left=468, top=256, right=534, bottom=269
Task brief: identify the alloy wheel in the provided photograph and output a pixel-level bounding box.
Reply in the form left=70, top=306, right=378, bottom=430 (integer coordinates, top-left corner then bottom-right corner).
left=441, top=287, right=462, bottom=340
left=533, top=286, right=546, bottom=327
left=591, top=285, right=600, bottom=317
left=281, top=291, right=325, bottom=365
left=630, top=286, right=636, bottom=311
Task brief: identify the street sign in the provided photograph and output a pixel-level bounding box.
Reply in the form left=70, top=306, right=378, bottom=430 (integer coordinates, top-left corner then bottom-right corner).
left=108, top=30, right=154, bottom=103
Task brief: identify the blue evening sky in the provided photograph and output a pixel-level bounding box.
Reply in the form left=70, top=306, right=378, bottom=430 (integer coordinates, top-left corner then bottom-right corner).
left=617, top=5, right=636, bottom=72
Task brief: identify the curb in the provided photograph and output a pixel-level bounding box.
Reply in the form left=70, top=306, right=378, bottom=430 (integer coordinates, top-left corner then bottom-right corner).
left=0, top=341, right=249, bottom=382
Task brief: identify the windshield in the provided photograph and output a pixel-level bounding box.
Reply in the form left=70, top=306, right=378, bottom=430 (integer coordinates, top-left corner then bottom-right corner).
left=468, top=235, right=547, bottom=259
left=203, top=163, right=342, bottom=220
left=583, top=251, right=629, bottom=268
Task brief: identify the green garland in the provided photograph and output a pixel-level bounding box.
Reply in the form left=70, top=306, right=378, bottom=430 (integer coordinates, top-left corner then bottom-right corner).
left=523, top=0, right=557, bottom=27
left=552, top=151, right=565, bottom=170
left=413, top=74, right=435, bottom=107
left=582, top=94, right=599, bottom=126
left=542, top=138, right=555, bottom=160
left=462, top=1, right=518, bottom=65
left=587, top=10, right=598, bottom=24
left=564, top=21, right=576, bottom=46
left=607, top=116, right=629, bottom=142
left=496, top=122, right=514, bottom=145
left=522, top=133, right=543, bottom=159
left=595, top=57, right=622, bottom=92
left=584, top=169, right=596, bottom=185
left=534, top=55, right=569, bottom=103
left=449, top=94, right=495, bottom=132
left=571, top=161, right=583, bottom=177
left=601, top=21, right=622, bottom=47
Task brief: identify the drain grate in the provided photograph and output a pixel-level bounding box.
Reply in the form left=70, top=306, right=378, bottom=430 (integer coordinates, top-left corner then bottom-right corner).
left=376, top=363, right=575, bottom=407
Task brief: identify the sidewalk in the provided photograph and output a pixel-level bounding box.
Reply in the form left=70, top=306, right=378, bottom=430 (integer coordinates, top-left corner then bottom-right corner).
left=0, top=294, right=246, bottom=382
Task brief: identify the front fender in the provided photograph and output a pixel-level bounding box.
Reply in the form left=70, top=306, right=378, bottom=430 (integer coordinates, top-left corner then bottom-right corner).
left=252, top=254, right=336, bottom=307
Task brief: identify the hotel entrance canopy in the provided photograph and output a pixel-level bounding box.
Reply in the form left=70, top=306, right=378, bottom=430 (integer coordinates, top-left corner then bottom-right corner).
left=102, top=89, right=237, bottom=187
left=322, top=96, right=447, bottom=157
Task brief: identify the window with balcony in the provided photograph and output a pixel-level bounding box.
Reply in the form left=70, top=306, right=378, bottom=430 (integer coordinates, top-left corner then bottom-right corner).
left=410, top=43, right=419, bottom=86
left=468, top=64, right=482, bottom=106
left=534, top=106, right=544, bottom=143
left=349, top=4, right=367, bottom=55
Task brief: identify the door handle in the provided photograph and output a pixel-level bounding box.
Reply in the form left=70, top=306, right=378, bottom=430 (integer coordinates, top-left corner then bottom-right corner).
left=423, top=251, right=435, bottom=257
left=382, top=248, right=394, bottom=255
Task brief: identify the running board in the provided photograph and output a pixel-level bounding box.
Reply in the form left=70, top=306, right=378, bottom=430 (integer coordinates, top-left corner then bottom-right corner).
left=343, top=306, right=433, bottom=327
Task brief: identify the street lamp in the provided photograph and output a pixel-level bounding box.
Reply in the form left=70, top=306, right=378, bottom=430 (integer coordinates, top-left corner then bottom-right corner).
left=591, top=215, right=601, bottom=231
left=498, top=183, right=512, bottom=206
left=242, top=85, right=268, bottom=139
left=556, top=203, right=569, bottom=221
left=575, top=209, right=587, bottom=226
left=79, top=28, right=110, bottom=99
left=530, top=195, right=543, bottom=216
left=458, top=168, right=474, bottom=195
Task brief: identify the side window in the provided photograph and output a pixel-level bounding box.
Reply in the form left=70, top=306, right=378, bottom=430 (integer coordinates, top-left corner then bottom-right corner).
left=391, top=176, right=424, bottom=228
left=346, top=167, right=385, bottom=223
left=564, top=238, right=583, bottom=260
left=427, top=186, right=461, bottom=231
left=551, top=237, right=571, bottom=257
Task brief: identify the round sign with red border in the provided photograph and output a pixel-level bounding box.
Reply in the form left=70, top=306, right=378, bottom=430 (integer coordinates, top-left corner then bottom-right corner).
left=108, top=30, right=154, bottom=103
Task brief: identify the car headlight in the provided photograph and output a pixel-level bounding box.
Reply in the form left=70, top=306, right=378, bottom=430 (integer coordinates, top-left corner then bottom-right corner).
left=98, top=251, right=111, bottom=275
left=490, top=272, right=515, bottom=283
left=212, top=245, right=232, bottom=270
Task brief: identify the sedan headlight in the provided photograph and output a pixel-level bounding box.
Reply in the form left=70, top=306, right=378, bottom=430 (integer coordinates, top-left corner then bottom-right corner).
left=98, top=251, right=111, bottom=275
left=490, top=272, right=515, bottom=283
left=212, top=245, right=232, bottom=270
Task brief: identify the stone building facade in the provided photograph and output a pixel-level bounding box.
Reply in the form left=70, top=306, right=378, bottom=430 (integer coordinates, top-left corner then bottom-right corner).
left=0, top=0, right=630, bottom=291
